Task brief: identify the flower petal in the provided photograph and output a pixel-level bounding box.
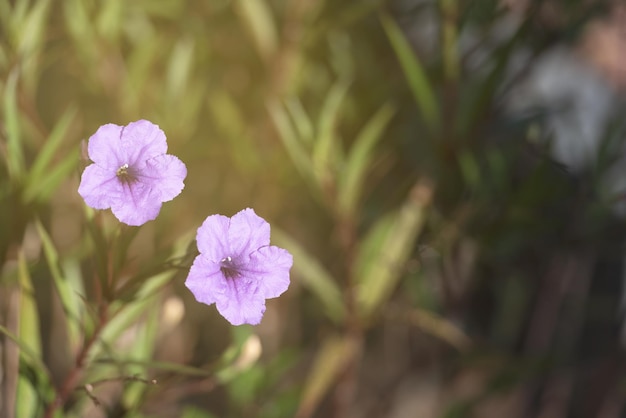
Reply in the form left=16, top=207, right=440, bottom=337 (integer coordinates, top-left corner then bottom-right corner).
left=215, top=277, right=266, bottom=326
left=196, top=214, right=231, bottom=261
left=109, top=181, right=162, bottom=226
left=243, top=245, right=292, bottom=298
left=185, top=255, right=223, bottom=305
left=87, top=124, right=124, bottom=169
left=139, top=154, right=187, bottom=202
left=120, top=120, right=168, bottom=166
left=228, top=208, right=270, bottom=258
left=77, top=165, right=118, bottom=209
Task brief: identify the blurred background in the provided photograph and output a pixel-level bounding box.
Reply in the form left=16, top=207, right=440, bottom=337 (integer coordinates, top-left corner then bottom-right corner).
left=1, top=0, right=626, bottom=417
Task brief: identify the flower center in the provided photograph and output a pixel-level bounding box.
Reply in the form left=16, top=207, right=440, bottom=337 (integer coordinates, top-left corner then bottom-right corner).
left=116, top=163, right=136, bottom=183
left=220, top=256, right=240, bottom=279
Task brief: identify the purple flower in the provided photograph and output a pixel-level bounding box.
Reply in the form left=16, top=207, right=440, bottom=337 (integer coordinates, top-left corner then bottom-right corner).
left=78, top=120, right=187, bottom=226
left=185, top=208, right=293, bottom=326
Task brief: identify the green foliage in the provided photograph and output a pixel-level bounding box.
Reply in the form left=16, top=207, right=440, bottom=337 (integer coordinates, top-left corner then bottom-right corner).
left=1, top=0, right=623, bottom=416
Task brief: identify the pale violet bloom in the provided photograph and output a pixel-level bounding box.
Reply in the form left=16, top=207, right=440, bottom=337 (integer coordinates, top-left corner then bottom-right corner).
left=78, top=120, right=187, bottom=226
left=185, top=208, right=293, bottom=325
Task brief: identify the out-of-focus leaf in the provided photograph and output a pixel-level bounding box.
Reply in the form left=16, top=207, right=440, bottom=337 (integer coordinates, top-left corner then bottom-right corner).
left=234, top=0, right=278, bottom=62
left=354, top=211, right=396, bottom=281
left=94, top=359, right=213, bottom=377
left=181, top=407, right=218, bottom=418
left=121, top=301, right=161, bottom=409
left=338, top=103, right=395, bottom=216
left=16, top=250, right=42, bottom=418
left=63, top=0, right=96, bottom=72
left=458, top=151, right=481, bottom=190
left=96, top=0, right=123, bottom=42
left=35, top=220, right=83, bottom=352
left=272, top=228, right=345, bottom=323
left=23, top=148, right=78, bottom=203
left=380, top=13, right=439, bottom=131
left=295, top=335, right=358, bottom=418
left=455, top=21, right=527, bottom=136
left=27, top=106, right=76, bottom=188
left=268, top=100, right=315, bottom=185
left=312, top=81, right=349, bottom=187
left=208, top=89, right=260, bottom=171
left=216, top=331, right=262, bottom=384
left=94, top=270, right=174, bottom=360
left=166, top=36, right=195, bottom=100
left=356, top=180, right=433, bottom=318
left=17, top=0, right=51, bottom=56
left=4, top=69, right=24, bottom=179
left=285, top=98, right=314, bottom=146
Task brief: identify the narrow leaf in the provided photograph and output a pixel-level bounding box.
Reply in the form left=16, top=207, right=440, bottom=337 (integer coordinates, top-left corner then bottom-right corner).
left=16, top=250, right=42, bottom=418
left=267, top=100, right=315, bottom=185
left=338, top=103, right=395, bottom=216
left=23, top=148, right=78, bottom=203
left=380, top=13, right=439, bottom=131
left=356, top=180, right=433, bottom=318
left=296, top=336, right=358, bottom=418
left=35, top=220, right=83, bottom=351
left=234, top=0, right=278, bottom=62
left=312, top=81, right=349, bottom=187
left=272, top=228, right=345, bottom=323
left=4, top=68, right=24, bottom=179
left=27, top=106, right=76, bottom=185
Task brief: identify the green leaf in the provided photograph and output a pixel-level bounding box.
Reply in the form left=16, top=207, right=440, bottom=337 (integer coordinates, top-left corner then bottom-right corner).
left=121, top=302, right=161, bottom=410
left=338, top=103, right=395, bottom=216
left=285, top=97, right=314, bottom=146
left=234, top=0, right=278, bottom=62
left=17, top=0, right=51, bottom=56
left=356, top=181, right=433, bottom=318
left=272, top=228, right=345, bottom=323
left=35, top=220, right=83, bottom=352
left=93, top=270, right=175, bottom=362
left=23, top=147, right=78, bottom=203
left=26, top=106, right=76, bottom=190
left=267, top=100, right=315, bottom=186
left=16, top=250, right=43, bottom=418
left=96, top=0, right=123, bottom=42
left=380, top=13, right=439, bottom=131
left=166, top=36, right=195, bottom=100
left=296, top=335, right=358, bottom=418
left=312, top=81, right=350, bottom=188
left=4, top=68, right=25, bottom=179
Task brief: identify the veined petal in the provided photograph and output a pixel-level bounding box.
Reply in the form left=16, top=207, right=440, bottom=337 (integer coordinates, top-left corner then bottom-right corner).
left=196, top=214, right=231, bottom=261
left=139, top=154, right=187, bottom=202
left=110, top=181, right=162, bottom=226
left=244, top=245, right=292, bottom=298
left=77, top=165, right=118, bottom=209
left=185, top=255, right=223, bottom=305
left=121, top=120, right=167, bottom=166
left=228, top=208, right=270, bottom=258
left=87, top=124, right=124, bottom=169
left=215, top=277, right=266, bottom=326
